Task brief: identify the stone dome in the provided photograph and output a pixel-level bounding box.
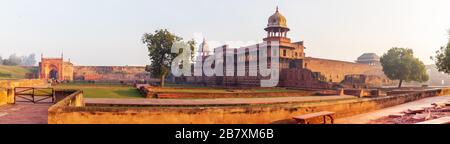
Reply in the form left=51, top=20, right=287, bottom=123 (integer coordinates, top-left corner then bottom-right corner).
left=267, top=7, right=288, bottom=28
left=356, top=53, right=380, bottom=65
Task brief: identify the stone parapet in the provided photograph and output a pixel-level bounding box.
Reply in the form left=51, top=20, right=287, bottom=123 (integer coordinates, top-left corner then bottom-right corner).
left=48, top=88, right=450, bottom=124
left=0, top=79, right=47, bottom=105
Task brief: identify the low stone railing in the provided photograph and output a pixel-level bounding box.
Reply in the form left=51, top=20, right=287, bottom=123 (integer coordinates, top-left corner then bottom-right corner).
left=47, top=88, right=450, bottom=124
left=48, top=90, right=84, bottom=124
left=48, top=90, right=84, bottom=108
left=141, top=86, right=317, bottom=99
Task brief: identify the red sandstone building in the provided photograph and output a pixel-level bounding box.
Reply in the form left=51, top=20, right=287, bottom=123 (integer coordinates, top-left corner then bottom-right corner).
left=180, top=7, right=390, bottom=88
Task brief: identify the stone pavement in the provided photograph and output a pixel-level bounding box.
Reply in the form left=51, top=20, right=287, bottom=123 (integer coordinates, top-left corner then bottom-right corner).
left=85, top=95, right=357, bottom=106
left=0, top=102, right=51, bottom=124
left=336, top=96, right=450, bottom=124
left=3, top=95, right=447, bottom=124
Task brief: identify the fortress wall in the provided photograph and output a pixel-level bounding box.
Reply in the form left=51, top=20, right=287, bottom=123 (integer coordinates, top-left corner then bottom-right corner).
left=48, top=88, right=450, bottom=124
left=0, top=79, right=47, bottom=105
left=63, top=63, right=74, bottom=81
left=279, top=69, right=331, bottom=89
left=73, top=66, right=148, bottom=82
left=184, top=57, right=388, bottom=88
left=304, top=57, right=385, bottom=83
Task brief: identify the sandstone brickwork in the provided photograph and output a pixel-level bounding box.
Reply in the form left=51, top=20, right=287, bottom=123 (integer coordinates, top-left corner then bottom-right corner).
left=303, top=57, right=386, bottom=83
left=47, top=88, right=450, bottom=124
left=38, top=57, right=150, bottom=83
left=73, top=66, right=149, bottom=83
left=0, top=79, right=47, bottom=105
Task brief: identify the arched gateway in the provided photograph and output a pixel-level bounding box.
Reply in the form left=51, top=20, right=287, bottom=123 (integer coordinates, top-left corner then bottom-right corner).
left=39, top=55, right=74, bottom=81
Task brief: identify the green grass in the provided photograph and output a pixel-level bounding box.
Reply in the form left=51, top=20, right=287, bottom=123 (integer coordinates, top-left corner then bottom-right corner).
left=0, top=65, right=35, bottom=79
left=53, top=83, right=144, bottom=99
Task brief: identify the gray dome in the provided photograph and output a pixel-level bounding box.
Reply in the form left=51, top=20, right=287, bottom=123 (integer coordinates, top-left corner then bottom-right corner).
left=356, top=53, right=380, bottom=65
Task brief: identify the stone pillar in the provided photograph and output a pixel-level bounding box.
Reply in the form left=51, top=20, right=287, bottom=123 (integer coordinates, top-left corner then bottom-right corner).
left=6, top=88, right=14, bottom=104
left=358, top=89, right=365, bottom=98
left=0, top=89, right=7, bottom=106
left=376, top=89, right=387, bottom=97
left=75, top=92, right=84, bottom=107
left=336, top=88, right=344, bottom=96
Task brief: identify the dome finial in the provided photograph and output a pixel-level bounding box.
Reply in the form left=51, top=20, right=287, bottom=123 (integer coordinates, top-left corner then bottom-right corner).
left=276, top=6, right=279, bottom=12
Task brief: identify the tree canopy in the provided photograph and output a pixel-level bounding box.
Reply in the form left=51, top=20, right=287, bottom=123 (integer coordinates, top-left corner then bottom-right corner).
left=142, top=29, right=195, bottom=87
left=0, top=53, right=37, bottom=66
left=433, top=30, right=450, bottom=74
left=380, top=47, right=429, bottom=88
left=2, top=54, right=22, bottom=66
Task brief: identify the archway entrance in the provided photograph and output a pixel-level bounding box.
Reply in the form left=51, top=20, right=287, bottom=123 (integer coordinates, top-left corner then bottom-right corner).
left=49, top=69, right=58, bottom=80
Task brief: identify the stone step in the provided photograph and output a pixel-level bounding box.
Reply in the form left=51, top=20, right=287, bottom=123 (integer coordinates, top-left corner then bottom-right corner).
left=404, top=107, right=425, bottom=114
left=0, top=112, right=8, bottom=117
left=388, top=113, right=405, bottom=118
left=432, top=102, right=447, bottom=107
left=415, top=117, right=450, bottom=124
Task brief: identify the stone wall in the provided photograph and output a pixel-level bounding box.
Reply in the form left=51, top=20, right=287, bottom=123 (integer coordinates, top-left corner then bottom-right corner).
left=141, top=86, right=317, bottom=99
left=48, top=88, right=450, bottom=124
left=0, top=79, right=47, bottom=105
left=279, top=68, right=331, bottom=89
left=303, top=57, right=387, bottom=83
left=182, top=56, right=393, bottom=89
left=340, top=75, right=393, bottom=88
left=73, top=66, right=149, bottom=83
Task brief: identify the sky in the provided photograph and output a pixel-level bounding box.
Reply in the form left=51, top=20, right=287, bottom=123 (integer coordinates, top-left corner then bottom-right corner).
left=1, top=0, right=449, bottom=66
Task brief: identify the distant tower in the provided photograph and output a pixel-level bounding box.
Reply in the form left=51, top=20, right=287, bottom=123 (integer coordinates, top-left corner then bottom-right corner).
left=198, top=38, right=211, bottom=57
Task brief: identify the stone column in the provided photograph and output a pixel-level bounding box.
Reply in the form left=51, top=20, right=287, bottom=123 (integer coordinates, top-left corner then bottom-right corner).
left=358, top=89, right=365, bottom=98
left=6, top=88, right=14, bottom=104
left=336, top=88, right=344, bottom=96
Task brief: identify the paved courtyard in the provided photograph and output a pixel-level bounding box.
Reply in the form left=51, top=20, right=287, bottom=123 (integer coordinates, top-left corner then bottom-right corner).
left=336, top=96, right=450, bottom=124
left=0, top=102, right=51, bottom=124
left=2, top=95, right=449, bottom=124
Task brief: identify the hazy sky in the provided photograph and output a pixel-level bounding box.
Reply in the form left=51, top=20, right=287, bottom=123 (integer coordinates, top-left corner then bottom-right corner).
left=1, top=0, right=450, bottom=66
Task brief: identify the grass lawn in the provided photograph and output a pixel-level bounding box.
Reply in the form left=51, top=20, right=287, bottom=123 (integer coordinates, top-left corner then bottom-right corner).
left=0, top=65, right=36, bottom=79
left=53, top=83, right=144, bottom=99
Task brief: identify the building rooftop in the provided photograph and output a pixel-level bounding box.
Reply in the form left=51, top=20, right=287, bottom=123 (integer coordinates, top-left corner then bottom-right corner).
left=356, top=53, right=380, bottom=63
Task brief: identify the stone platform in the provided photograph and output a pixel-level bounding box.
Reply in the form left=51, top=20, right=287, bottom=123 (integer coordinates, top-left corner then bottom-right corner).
left=0, top=102, right=51, bottom=124
left=336, top=96, right=450, bottom=124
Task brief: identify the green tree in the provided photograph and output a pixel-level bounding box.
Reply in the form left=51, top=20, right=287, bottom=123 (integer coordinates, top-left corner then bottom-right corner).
left=433, top=30, right=450, bottom=74
left=142, top=29, right=195, bottom=87
left=380, top=48, right=429, bottom=88
left=2, top=54, right=22, bottom=66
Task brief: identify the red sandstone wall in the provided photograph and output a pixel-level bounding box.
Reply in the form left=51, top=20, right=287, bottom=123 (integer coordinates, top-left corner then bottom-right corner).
left=279, top=69, right=331, bottom=89
left=73, top=66, right=149, bottom=82
left=304, top=57, right=386, bottom=83
left=182, top=57, right=391, bottom=88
